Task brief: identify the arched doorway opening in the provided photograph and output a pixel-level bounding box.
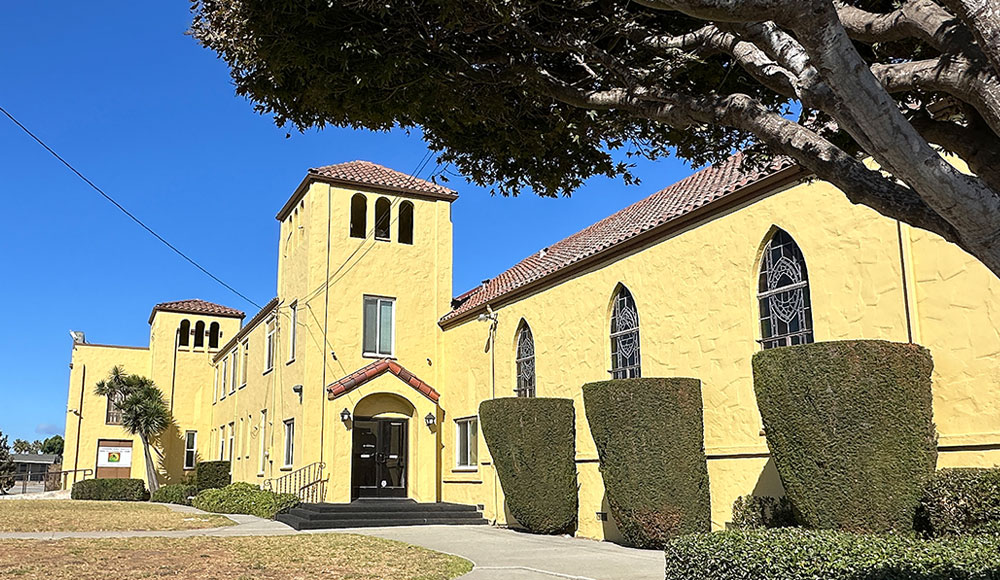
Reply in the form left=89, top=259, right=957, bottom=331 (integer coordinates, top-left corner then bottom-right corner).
left=351, top=393, right=415, bottom=499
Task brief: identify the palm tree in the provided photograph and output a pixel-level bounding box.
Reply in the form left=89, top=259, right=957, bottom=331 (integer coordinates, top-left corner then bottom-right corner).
left=95, top=366, right=171, bottom=493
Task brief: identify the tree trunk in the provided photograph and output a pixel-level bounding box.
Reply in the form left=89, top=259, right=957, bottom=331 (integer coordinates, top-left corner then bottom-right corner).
left=140, top=434, right=160, bottom=493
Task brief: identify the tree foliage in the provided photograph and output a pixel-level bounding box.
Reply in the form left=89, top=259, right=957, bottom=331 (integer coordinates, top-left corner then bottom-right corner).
left=0, top=431, right=14, bottom=494
left=191, top=0, right=1000, bottom=276
left=41, top=435, right=64, bottom=457
left=94, top=366, right=172, bottom=493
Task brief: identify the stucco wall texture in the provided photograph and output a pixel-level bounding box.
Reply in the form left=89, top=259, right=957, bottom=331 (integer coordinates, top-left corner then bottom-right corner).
left=62, top=162, right=999, bottom=543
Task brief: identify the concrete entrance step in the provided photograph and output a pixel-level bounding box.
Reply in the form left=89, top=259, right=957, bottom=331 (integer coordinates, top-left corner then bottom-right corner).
left=277, top=500, right=488, bottom=530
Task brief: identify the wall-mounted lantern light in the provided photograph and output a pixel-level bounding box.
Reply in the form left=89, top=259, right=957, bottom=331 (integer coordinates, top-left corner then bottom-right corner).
left=340, top=408, right=352, bottom=423
left=425, top=412, right=436, bottom=427
left=292, top=384, right=303, bottom=395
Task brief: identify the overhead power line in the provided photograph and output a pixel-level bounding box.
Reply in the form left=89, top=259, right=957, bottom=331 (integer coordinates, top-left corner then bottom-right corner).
left=0, top=105, right=262, bottom=310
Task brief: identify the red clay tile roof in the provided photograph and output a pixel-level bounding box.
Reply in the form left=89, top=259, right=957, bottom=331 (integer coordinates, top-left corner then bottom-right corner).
left=148, top=299, right=245, bottom=324
left=327, top=359, right=441, bottom=403
left=441, top=153, right=801, bottom=325
left=310, top=160, right=458, bottom=199
left=276, top=160, right=458, bottom=221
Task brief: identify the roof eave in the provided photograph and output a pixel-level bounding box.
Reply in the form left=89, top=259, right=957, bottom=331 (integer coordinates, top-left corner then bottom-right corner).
left=147, top=306, right=245, bottom=325
left=438, top=164, right=809, bottom=329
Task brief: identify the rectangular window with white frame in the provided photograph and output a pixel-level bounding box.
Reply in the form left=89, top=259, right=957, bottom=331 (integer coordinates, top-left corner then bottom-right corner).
left=265, top=317, right=276, bottom=372
left=219, top=425, right=226, bottom=460
left=258, top=409, right=268, bottom=475
left=184, top=431, right=197, bottom=470
left=221, top=358, right=228, bottom=399
left=288, top=300, right=297, bottom=363
left=213, top=366, right=219, bottom=403
left=362, top=296, right=395, bottom=357
left=228, top=421, right=235, bottom=463
left=455, top=417, right=479, bottom=469
left=240, top=340, right=249, bottom=386
left=283, top=419, right=295, bottom=468
left=230, top=351, right=238, bottom=394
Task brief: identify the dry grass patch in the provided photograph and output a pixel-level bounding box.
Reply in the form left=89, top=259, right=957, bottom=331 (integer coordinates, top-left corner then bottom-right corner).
left=0, top=534, right=474, bottom=579
left=0, top=500, right=233, bottom=532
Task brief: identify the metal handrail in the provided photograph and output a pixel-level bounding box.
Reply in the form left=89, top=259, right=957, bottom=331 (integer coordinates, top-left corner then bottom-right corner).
left=264, top=462, right=326, bottom=503
left=3, top=468, right=94, bottom=495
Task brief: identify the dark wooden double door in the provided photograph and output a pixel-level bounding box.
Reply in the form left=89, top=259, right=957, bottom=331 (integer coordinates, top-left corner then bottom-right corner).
left=351, top=418, right=407, bottom=499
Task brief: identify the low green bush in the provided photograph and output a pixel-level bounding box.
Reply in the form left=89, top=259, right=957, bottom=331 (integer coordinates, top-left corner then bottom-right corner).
left=753, top=340, right=938, bottom=532
left=663, top=529, right=1000, bottom=580
left=195, top=460, right=230, bottom=491
left=150, top=483, right=199, bottom=506
left=479, top=398, right=578, bottom=535
left=191, top=482, right=299, bottom=519
left=917, top=468, right=1000, bottom=537
left=731, top=495, right=797, bottom=529
left=583, top=378, right=710, bottom=548
left=71, top=478, right=149, bottom=501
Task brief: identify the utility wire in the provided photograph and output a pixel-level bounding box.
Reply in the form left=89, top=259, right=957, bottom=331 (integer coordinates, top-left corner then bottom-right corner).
left=0, top=105, right=262, bottom=310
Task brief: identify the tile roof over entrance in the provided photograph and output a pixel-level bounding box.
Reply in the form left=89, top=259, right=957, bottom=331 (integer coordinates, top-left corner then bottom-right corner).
left=148, top=299, right=245, bottom=324
left=441, top=153, right=801, bottom=325
left=327, top=358, right=441, bottom=403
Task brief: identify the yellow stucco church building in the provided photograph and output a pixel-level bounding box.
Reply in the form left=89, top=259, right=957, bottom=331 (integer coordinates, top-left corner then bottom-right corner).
left=62, top=154, right=1000, bottom=540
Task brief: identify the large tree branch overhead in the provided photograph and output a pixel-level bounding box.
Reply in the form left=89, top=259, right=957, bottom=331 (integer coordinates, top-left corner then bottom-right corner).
left=190, top=0, right=1000, bottom=277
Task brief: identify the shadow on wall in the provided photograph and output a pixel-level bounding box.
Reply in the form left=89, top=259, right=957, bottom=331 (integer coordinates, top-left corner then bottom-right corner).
left=157, top=421, right=188, bottom=486
left=600, top=493, right=626, bottom=544
left=753, top=457, right=786, bottom=497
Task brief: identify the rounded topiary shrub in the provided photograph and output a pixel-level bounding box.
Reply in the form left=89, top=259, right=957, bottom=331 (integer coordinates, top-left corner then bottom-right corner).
left=150, top=483, right=199, bottom=506
left=917, top=468, right=1000, bottom=537
left=479, top=397, right=577, bottom=535
left=752, top=340, right=938, bottom=532
left=583, top=378, right=710, bottom=548
left=195, top=460, right=231, bottom=491
left=71, top=478, right=149, bottom=501
left=731, top=495, right=798, bottom=530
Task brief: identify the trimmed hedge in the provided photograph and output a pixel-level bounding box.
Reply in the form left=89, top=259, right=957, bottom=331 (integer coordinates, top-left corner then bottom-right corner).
left=479, top=398, right=578, bottom=535
left=191, top=482, right=299, bottom=519
left=731, top=495, right=797, bottom=530
left=71, top=478, right=149, bottom=501
left=150, top=483, right=199, bottom=506
left=195, top=460, right=231, bottom=491
left=663, top=529, right=1000, bottom=580
left=583, top=378, right=710, bottom=548
left=917, top=468, right=1000, bottom=537
left=753, top=340, right=938, bottom=532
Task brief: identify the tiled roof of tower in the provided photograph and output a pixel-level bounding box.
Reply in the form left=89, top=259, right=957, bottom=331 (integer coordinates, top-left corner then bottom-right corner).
left=441, top=153, right=802, bottom=325
left=148, top=299, right=245, bottom=324
left=311, top=160, right=458, bottom=198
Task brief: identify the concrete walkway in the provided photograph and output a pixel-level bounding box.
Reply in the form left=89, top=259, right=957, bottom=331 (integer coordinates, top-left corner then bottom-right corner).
left=334, top=525, right=664, bottom=580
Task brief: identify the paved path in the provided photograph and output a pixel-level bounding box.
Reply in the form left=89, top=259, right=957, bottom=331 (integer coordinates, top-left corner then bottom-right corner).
left=332, top=525, right=664, bottom=580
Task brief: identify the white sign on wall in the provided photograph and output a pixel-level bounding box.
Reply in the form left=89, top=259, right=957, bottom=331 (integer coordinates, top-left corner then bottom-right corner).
left=97, top=445, right=133, bottom=468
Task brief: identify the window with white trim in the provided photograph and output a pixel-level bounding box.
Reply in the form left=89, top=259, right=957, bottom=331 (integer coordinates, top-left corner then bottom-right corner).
left=363, top=296, right=395, bottom=357
left=228, top=421, right=235, bottom=462
left=288, top=301, right=298, bottom=362
left=258, top=409, right=268, bottom=474
left=213, top=366, right=219, bottom=403
left=230, top=351, right=238, bottom=394
left=221, top=358, right=229, bottom=399
left=265, top=316, right=276, bottom=372
left=219, top=425, right=226, bottom=460
left=283, top=419, right=295, bottom=467
left=240, top=340, right=249, bottom=386
left=455, top=417, right=478, bottom=469
left=184, top=431, right=197, bottom=470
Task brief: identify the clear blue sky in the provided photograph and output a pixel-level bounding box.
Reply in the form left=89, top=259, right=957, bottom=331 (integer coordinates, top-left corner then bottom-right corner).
left=0, top=1, right=695, bottom=442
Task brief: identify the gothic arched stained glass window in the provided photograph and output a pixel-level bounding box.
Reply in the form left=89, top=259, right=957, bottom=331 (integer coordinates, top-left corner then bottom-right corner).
left=515, top=322, right=535, bottom=397
left=758, top=228, right=814, bottom=349
left=610, top=286, right=641, bottom=379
